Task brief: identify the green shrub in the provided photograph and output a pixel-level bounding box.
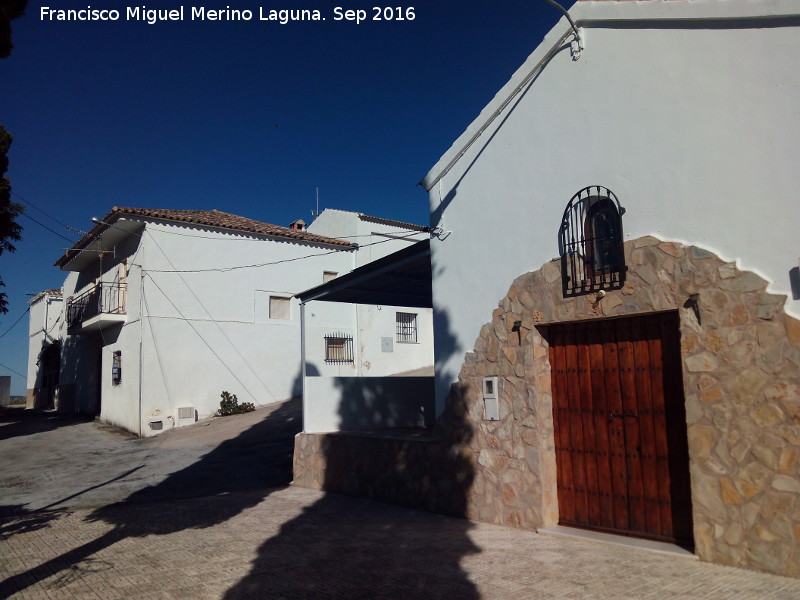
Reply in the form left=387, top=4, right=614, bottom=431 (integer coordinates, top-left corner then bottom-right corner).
left=216, top=391, right=255, bottom=416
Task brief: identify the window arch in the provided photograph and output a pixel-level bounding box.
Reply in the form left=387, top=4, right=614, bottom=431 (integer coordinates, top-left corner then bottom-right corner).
left=558, top=186, right=625, bottom=297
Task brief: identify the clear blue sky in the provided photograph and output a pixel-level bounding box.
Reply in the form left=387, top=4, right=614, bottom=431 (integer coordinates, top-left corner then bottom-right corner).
left=1, top=0, right=562, bottom=394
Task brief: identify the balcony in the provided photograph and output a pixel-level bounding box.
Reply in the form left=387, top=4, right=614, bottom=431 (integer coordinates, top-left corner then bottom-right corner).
left=67, top=282, right=127, bottom=334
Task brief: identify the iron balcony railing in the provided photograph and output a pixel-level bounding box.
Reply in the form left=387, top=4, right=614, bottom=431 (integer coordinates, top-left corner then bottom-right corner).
left=67, top=282, right=127, bottom=332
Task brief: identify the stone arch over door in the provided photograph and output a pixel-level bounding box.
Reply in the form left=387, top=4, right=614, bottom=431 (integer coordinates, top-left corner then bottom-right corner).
left=453, top=236, right=800, bottom=576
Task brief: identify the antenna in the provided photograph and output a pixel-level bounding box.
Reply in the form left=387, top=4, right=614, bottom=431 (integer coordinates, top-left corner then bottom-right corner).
left=311, top=187, right=320, bottom=218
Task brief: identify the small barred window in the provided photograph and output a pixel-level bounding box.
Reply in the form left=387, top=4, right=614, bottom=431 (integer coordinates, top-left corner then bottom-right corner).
left=558, top=186, right=626, bottom=297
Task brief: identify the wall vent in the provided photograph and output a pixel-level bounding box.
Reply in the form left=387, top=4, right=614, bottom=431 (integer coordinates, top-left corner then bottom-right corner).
left=176, top=406, right=196, bottom=426
left=148, top=420, right=163, bottom=431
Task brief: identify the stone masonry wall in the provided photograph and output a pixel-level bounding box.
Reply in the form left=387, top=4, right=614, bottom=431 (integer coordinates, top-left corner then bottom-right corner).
left=294, top=236, right=800, bottom=577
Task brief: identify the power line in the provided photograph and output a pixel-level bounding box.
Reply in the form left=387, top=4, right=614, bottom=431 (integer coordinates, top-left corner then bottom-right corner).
left=11, top=191, right=77, bottom=232
left=146, top=231, right=423, bottom=273
left=0, top=306, right=30, bottom=341
left=143, top=272, right=263, bottom=401
left=17, top=211, right=78, bottom=244
left=0, top=361, right=25, bottom=378
left=145, top=231, right=277, bottom=401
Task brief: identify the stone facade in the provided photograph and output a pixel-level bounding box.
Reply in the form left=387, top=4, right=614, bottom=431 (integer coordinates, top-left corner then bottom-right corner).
left=293, top=236, right=800, bottom=577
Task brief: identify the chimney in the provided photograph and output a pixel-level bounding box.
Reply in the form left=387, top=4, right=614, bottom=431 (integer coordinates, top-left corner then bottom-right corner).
left=289, top=218, right=306, bottom=231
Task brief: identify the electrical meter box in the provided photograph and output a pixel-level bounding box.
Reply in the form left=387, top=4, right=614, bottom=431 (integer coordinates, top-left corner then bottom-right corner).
left=482, top=376, right=500, bottom=421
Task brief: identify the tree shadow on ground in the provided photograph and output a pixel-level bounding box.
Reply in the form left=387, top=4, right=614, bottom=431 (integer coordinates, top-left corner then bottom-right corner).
left=0, top=506, right=68, bottom=540
left=0, top=397, right=301, bottom=599
left=224, top=300, right=481, bottom=598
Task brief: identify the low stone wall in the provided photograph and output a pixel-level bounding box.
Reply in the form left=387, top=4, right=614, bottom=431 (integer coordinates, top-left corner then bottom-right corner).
left=293, top=236, right=800, bottom=577
left=293, top=426, right=473, bottom=518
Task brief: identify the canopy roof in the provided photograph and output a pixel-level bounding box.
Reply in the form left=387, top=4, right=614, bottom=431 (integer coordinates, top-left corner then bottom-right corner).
left=296, top=240, right=432, bottom=308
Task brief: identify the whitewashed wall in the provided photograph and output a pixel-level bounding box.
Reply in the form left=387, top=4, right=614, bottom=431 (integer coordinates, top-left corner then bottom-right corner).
left=423, top=0, right=800, bottom=412
left=58, top=218, right=356, bottom=436
left=307, top=208, right=428, bottom=266
left=133, top=221, right=355, bottom=435
left=25, top=291, right=63, bottom=404
left=304, top=208, right=434, bottom=378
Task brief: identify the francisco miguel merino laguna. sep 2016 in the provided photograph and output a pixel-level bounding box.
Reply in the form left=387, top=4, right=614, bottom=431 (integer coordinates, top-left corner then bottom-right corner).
left=40, top=6, right=328, bottom=24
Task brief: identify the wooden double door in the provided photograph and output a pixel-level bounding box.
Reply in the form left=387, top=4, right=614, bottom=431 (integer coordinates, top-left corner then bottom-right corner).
left=548, top=312, right=693, bottom=546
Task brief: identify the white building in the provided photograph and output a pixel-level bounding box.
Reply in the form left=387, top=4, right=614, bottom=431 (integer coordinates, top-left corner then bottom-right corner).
left=294, top=0, right=800, bottom=578
left=301, top=210, right=435, bottom=432
left=25, top=289, right=63, bottom=409
left=43, top=206, right=430, bottom=437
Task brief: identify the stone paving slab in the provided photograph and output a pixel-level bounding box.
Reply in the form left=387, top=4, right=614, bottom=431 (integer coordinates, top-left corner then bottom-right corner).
left=0, top=401, right=299, bottom=514
left=3, top=486, right=800, bottom=600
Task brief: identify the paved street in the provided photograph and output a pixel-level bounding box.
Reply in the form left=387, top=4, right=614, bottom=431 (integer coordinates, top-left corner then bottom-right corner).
left=2, top=402, right=800, bottom=599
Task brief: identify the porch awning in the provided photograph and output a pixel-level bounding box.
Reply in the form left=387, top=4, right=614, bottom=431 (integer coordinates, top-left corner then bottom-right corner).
left=296, top=239, right=432, bottom=308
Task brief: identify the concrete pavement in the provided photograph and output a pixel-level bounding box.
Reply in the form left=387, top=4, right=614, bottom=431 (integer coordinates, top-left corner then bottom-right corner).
left=2, top=403, right=800, bottom=599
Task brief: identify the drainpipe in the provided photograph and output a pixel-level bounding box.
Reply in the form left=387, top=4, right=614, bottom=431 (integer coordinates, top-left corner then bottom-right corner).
left=138, top=265, right=144, bottom=438
left=300, top=300, right=306, bottom=433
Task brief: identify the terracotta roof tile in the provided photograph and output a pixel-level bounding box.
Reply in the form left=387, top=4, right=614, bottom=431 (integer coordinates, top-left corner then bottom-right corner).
left=55, top=207, right=352, bottom=267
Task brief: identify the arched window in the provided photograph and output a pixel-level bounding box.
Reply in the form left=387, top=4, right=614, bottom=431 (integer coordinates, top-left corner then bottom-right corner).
left=558, top=186, right=625, bottom=297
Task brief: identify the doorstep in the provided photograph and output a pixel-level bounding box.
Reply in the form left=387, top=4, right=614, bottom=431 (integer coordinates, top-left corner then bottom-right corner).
left=538, top=525, right=697, bottom=559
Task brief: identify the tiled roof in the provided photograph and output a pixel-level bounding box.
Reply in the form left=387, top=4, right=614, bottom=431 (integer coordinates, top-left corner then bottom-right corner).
left=56, top=207, right=353, bottom=267
left=358, top=213, right=429, bottom=232
left=28, top=289, right=63, bottom=304
left=317, top=208, right=428, bottom=232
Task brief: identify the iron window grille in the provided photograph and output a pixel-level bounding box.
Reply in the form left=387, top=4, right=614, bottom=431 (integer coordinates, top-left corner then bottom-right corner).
left=558, top=185, right=626, bottom=297
left=324, top=333, right=354, bottom=364
left=396, top=312, right=418, bottom=343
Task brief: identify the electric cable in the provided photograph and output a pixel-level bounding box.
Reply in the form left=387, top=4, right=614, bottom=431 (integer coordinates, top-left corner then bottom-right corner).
left=0, top=361, right=26, bottom=378
left=11, top=191, right=79, bottom=233
left=146, top=230, right=423, bottom=273
left=0, top=306, right=30, bottom=340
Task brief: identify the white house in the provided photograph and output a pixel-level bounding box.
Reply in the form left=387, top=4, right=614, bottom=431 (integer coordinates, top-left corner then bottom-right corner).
left=25, top=288, right=63, bottom=410
left=301, top=210, right=435, bottom=433
left=45, top=206, right=430, bottom=437
left=294, top=0, right=800, bottom=578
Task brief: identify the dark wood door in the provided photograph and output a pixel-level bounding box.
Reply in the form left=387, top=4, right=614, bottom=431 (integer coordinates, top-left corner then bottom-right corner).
left=548, top=312, right=693, bottom=546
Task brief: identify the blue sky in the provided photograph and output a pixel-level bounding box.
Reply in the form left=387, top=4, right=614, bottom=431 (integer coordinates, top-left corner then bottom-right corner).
left=1, top=0, right=561, bottom=394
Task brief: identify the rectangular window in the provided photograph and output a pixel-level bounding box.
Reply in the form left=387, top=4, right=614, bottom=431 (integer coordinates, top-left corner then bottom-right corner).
left=324, top=333, right=354, bottom=364
left=396, top=312, right=418, bottom=343
left=269, top=296, right=291, bottom=320
left=323, top=271, right=338, bottom=283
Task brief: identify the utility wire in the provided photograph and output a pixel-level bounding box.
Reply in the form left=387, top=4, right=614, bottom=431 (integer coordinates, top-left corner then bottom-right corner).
left=0, top=361, right=26, bottom=378
left=145, top=230, right=277, bottom=402
left=11, top=191, right=82, bottom=234
left=0, top=306, right=31, bottom=341
left=17, top=211, right=78, bottom=244
left=143, top=272, right=261, bottom=401
left=147, top=230, right=423, bottom=273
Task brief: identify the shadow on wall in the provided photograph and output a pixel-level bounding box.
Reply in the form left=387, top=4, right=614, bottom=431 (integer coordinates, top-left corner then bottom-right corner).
left=57, top=323, right=124, bottom=417
left=223, top=302, right=481, bottom=598
left=0, top=398, right=302, bottom=599
left=28, top=340, right=61, bottom=410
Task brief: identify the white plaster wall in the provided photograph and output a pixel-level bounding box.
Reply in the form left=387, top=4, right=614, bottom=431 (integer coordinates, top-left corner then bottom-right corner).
left=424, top=0, right=800, bottom=410
left=355, top=305, right=434, bottom=376
left=26, top=293, right=63, bottom=390
left=308, top=208, right=429, bottom=266
left=133, top=221, right=355, bottom=435
left=304, top=208, right=433, bottom=379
